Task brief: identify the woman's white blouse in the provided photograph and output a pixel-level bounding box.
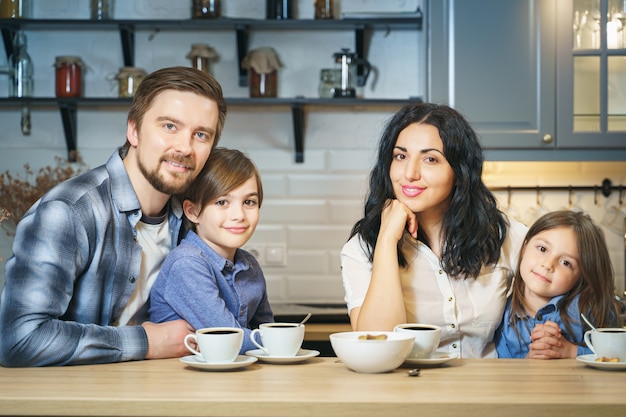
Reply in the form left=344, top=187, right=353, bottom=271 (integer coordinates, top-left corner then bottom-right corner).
left=340, top=218, right=528, bottom=358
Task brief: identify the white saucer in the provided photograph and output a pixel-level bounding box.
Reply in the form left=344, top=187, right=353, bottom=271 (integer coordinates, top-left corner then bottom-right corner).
left=245, top=349, right=320, bottom=364
left=180, top=355, right=257, bottom=371
left=576, top=354, right=626, bottom=371
left=403, top=352, right=460, bottom=366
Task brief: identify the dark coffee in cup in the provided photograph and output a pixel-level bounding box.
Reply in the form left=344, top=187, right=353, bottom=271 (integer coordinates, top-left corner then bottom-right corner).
left=200, top=329, right=239, bottom=335
left=267, top=323, right=298, bottom=328
left=403, top=326, right=433, bottom=331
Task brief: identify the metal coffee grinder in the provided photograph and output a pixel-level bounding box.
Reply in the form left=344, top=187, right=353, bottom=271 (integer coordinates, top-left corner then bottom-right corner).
left=332, top=48, right=371, bottom=98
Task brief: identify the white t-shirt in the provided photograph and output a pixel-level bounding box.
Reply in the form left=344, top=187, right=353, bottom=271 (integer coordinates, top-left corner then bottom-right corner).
left=340, top=218, right=527, bottom=358
left=116, top=215, right=171, bottom=326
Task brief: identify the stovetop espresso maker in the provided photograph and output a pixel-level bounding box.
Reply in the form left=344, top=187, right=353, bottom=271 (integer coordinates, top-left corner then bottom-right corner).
left=332, top=48, right=371, bottom=98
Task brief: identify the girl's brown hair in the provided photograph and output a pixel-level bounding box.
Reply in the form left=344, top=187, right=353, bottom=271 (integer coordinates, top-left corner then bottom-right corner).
left=182, top=148, right=263, bottom=232
left=508, top=210, right=622, bottom=340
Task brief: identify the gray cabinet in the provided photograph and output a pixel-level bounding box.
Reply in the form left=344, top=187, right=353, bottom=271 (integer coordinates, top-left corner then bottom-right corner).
left=556, top=0, right=626, bottom=149
left=429, top=0, right=556, bottom=150
left=428, top=0, right=626, bottom=160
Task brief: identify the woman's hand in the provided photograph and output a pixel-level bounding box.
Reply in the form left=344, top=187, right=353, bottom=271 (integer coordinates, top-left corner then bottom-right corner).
left=379, top=199, right=418, bottom=241
left=527, top=321, right=577, bottom=359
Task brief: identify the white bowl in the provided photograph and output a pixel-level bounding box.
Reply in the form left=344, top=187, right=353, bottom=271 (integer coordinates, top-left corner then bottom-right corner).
left=329, top=331, right=415, bottom=373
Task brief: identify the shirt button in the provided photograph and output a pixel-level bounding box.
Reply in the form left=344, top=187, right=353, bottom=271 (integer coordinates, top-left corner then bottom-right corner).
left=537, top=314, right=543, bottom=321
left=448, top=297, right=453, bottom=302
left=129, top=276, right=136, bottom=283
left=450, top=323, right=456, bottom=329
left=438, top=270, right=444, bottom=275
left=452, top=343, right=458, bottom=348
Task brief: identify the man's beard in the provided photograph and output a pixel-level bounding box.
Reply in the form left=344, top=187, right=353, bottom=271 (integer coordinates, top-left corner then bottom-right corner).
left=138, top=154, right=196, bottom=195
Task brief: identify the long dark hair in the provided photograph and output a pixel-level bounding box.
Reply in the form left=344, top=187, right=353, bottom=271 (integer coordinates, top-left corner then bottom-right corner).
left=349, top=102, right=507, bottom=278
left=508, top=210, right=622, bottom=338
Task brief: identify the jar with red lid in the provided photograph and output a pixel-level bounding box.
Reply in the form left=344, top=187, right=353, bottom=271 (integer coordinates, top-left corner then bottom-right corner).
left=54, top=56, right=84, bottom=98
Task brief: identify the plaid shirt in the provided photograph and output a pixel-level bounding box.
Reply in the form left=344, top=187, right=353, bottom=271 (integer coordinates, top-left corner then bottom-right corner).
left=0, top=150, right=183, bottom=366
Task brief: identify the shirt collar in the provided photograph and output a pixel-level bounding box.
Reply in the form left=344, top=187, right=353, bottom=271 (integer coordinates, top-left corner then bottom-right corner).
left=187, top=230, right=250, bottom=273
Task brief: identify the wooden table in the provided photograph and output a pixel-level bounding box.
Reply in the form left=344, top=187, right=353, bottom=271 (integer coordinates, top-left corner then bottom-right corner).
left=0, top=357, right=624, bottom=417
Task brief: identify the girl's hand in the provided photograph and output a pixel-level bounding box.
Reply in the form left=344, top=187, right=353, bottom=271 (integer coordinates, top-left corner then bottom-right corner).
left=527, top=321, right=577, bottom=359
left=379, top=199, right=418, bottom=241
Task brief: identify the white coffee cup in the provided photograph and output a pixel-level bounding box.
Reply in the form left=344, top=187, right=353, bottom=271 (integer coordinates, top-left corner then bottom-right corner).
left=250, top=323, right=305, bottom=356
left=393, top=323, right=441, bottom=359
left=584, top=328, right=626, bottom=361
left=184, top=327, right=243, bottom=363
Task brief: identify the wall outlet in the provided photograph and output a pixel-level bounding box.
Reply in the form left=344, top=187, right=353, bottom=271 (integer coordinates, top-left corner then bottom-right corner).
left=243, top=243, right=287, bottom=267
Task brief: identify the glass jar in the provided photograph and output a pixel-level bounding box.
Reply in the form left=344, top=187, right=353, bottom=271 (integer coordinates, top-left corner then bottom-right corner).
left=116, top=67, right=146, bottom=98
left=314, top=0, right=333, bottom=19
left=249, top=68, right=277, bottom=98
left=90, top=0, right=113, bottom=20
left=186, top=44, right=218, bottom=74
left=55, top=56, right=84, bottom=98
left=0, top=0, right=31, bottom=18
left=192, top=0, right=220, bottom=19
left=318, top=68, right=339, bottom=98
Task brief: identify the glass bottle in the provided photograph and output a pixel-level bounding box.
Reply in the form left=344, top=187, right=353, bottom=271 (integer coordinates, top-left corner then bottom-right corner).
left=8, top=31, right=33, bottom=98
left=0, top=0, right=31, bottom=18
left=192, top=0, right=220, bottom=19
left=266, top=0, right=293, bottom=20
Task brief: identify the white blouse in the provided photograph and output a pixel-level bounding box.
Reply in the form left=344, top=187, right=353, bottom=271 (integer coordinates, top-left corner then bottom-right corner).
left=341, top=218, right=528, bottom=358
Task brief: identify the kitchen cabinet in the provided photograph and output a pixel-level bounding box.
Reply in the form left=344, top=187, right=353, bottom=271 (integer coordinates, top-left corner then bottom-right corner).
left=557, top=0, right=626, bottom=148
left=429, top=0, right=557, bottom=150
left=430, top=0, right=626, bottom=158
left=0, top=17, right=424, bottom=162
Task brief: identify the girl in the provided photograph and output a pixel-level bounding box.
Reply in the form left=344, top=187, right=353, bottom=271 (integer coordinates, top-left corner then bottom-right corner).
left=495, top=210, right=623, bottom=359
left=341, top=102, right=528, bottom=358
left=149, top=147, right=274, bottom=355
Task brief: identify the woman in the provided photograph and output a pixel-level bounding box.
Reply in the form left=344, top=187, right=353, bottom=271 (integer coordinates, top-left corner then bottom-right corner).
left=341, top=102, right=527, bottom=358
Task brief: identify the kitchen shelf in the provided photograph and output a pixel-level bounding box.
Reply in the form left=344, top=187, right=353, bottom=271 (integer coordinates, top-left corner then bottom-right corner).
left=0, top=97, right=422, bottom=162
left=0, top=17, right=423, bottom=86
left=0, top=17, right=423, bottom=162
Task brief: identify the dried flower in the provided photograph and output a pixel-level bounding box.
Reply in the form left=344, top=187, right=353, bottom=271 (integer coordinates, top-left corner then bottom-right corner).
left=0, top=154, right=87, bottom=236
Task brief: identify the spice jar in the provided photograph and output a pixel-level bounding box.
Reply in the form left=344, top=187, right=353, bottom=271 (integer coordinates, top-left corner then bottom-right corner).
left=241, top=47, right=282, bottom=98
left=185, top=44, right=218, bottom=74
left=116, top=67, right=146, bottom=98
left=54, top=56, right=85, bottom=98
left=314, top=0, right=333, bottom=19
left=192, top=0, right=220, bottom=19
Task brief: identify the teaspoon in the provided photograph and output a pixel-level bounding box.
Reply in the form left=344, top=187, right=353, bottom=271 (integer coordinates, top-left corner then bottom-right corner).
left=580, top=313, right=598, bottom=332
left=299, top=313, right=312, bottom=326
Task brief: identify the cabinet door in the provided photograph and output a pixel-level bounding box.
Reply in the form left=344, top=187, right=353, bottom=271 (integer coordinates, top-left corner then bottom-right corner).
left=556, top=0, right=626, bottom=149
left=429, top=0, right=556, bottom=149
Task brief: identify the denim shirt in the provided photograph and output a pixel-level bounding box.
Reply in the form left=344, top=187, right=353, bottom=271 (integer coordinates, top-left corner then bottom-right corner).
left=0, top=149, right=184, bottom=367
left=495, top=294, right=592, bottom=358
left=149, top=231, right=274, bottom=354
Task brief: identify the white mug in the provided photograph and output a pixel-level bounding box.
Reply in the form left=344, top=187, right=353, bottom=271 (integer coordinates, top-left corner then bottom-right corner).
left=393, top=323, right=441, bottom=359
left=584, top=328, right=626, bottom=361
left=184, top=327, right=243, bottom=363
left=250, top=323, right=305, bottom=356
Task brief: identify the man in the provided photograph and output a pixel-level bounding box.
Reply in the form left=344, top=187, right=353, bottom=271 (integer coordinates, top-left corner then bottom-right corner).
left=0, top=66, right=228, bottom=366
